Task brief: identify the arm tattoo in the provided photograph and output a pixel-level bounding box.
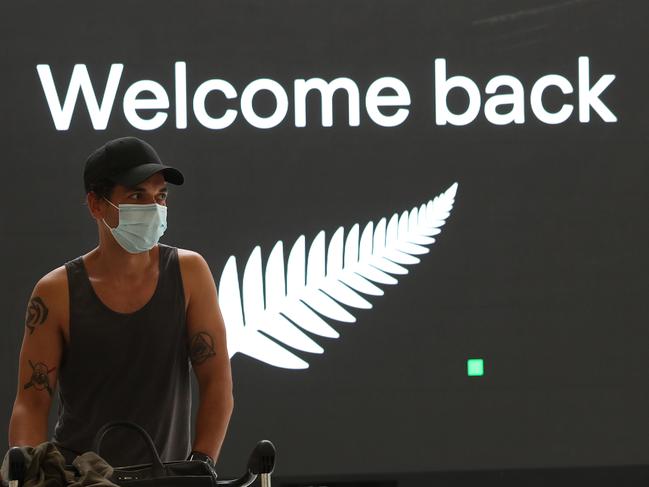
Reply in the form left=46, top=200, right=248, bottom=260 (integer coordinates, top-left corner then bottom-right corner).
left=25, top=296, right=49, bottom=335
left=23, top=359, right=56, bottom=396
left=189, top=331, right=216, bottom=365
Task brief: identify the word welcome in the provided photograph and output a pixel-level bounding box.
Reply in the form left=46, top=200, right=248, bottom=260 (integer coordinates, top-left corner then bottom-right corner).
left=36, top=57, right=616, bottom=131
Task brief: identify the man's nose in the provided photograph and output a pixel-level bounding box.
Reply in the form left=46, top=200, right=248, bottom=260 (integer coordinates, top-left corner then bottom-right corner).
left=142, top=195, right=158, bottom=204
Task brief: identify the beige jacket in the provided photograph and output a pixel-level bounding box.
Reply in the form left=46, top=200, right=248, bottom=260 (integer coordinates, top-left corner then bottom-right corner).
left=0, top=442, right=118, bottom=487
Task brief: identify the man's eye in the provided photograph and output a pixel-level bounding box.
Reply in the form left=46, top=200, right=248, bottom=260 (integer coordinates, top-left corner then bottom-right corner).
left=158, top=193, right=168, bottom=200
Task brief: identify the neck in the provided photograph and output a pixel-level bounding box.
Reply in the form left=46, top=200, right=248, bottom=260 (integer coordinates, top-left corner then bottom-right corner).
left=92, top=226, right=158, bottom=277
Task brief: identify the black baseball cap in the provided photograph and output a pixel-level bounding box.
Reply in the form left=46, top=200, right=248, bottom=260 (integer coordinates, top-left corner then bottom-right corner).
left=84, top=136, right=184, bottom=193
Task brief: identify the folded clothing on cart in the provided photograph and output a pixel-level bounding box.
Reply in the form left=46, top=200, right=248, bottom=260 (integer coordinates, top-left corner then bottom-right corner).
left=0, top=441, right=119, bottom=487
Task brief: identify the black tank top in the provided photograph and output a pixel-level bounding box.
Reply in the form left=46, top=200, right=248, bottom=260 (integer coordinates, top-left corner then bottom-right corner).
left=51, top=243, right=192, bottom=466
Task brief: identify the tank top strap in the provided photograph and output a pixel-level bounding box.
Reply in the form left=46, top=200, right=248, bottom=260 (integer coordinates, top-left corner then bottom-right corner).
left=157, top=243, right=185, bottom=311
left=64, top=255, right=95, bottom=314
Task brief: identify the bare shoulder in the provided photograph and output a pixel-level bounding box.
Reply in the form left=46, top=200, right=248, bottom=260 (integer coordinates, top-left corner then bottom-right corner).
left=176, top=247, right=211, bottom=271
left=32, top=265, right=68, bottom=302
left=177, top=247, right=203, bottom=261
left=176, top=248, right=216, bottom=308
left=27, top=265, right=69, bottom=335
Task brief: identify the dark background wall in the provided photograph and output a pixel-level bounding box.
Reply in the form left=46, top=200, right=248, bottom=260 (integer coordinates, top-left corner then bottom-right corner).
left=1, top=0, right=648, bottom=479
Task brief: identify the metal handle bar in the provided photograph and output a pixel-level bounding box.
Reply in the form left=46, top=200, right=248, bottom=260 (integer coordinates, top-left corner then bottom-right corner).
left=5, top=440, right=276, bottom=487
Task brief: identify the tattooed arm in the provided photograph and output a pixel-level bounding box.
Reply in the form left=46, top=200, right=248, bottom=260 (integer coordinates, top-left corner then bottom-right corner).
left=179, top=250, right=233, bottom=464
left=8, top=270, right=66, bottom=447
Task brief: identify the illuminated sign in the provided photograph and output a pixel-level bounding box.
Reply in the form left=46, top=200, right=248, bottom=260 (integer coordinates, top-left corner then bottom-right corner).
left=219, top=182, right=458, bottom=369
left=36, top=57, right=616, bottom=131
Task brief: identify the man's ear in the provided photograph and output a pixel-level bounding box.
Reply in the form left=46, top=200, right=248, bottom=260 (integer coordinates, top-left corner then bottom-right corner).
left=87, top=191, right=104, bottom=220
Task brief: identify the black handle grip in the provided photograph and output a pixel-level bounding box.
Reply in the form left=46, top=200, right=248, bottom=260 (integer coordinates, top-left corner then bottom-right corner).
left=8, top=447, right=26, bottom=484
left=215, top=440, right=276, bottom=487
left=247, top=440, right=276, bottom=475
left=91, top=420, right=165, bottom=477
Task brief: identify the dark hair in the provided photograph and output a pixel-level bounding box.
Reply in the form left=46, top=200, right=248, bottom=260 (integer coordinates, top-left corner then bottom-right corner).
left=86, top=178, right=117, bottom=201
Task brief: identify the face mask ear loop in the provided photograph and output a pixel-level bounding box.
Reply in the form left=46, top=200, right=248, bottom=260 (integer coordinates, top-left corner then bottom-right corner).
left=103, top=197, right=120, bottom=210
left=101, top=218, right=114, bottom=231
left=102, top=197, right=119, bottom=230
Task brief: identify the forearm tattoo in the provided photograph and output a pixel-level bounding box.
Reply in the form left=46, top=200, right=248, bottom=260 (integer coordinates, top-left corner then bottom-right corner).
left=23, top=359, right=56, bottom=396
left=189, top=331, right=216, bottom=365
left=25, top=296, right=49, bottom=335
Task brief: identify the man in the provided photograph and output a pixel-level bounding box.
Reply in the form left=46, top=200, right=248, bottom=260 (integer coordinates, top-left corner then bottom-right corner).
left=7, top=136, right=233, bottom=468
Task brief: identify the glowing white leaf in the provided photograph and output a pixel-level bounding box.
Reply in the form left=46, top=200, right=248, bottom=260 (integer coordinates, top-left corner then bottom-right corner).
left=219, top=182, right=459, bottom=369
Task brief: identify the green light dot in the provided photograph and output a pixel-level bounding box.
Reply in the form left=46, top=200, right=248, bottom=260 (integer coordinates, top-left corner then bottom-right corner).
left=467, top=358, right=484, bottom=377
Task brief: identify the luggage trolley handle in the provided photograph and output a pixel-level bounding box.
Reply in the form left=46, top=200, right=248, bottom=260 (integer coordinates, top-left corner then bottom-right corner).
left=91, top=422, right=276, bottom=487
left=92, top=420, right=166, bottom=477
left=4, top=434, right=275, bottom=487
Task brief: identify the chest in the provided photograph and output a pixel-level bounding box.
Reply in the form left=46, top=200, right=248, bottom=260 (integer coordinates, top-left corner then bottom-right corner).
left=93, top=275, right=160, bottom=313
left=60, top=265, right=191, bottom=346
left=61, top=254, right=191, bottom=345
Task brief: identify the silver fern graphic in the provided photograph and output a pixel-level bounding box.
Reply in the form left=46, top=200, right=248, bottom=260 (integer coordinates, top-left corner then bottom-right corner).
left=218, top=182, right=459, bottom=369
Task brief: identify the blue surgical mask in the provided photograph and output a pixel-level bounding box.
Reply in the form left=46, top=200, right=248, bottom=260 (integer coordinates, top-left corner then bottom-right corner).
left=102, top=197, right=168, bottom=253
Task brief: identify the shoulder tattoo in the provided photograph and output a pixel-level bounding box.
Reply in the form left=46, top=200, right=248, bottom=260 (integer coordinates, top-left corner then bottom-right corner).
left=25, top=296, right=49, bottom=335
left=189, top=331, right=216, bottom=365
